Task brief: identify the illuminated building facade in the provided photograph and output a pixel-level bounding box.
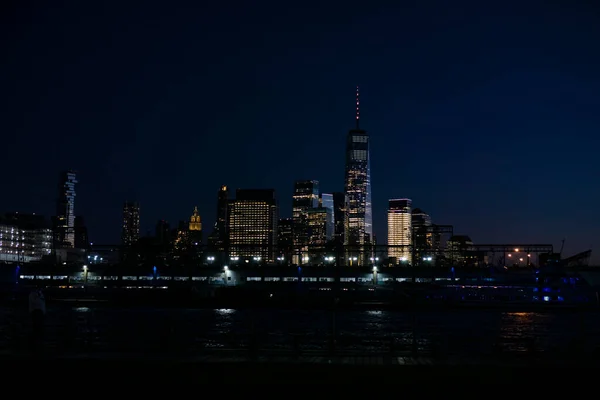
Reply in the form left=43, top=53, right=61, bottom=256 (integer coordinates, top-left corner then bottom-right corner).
left=388, top=198, right=412, bottom=264
left=292, top=180, right=319, bottom=262
left=277, top=218, right=293, bottom=261
left=307, top=208, right=331, bottom=244
left=445, top=235, right=474, bottom=266
left=332, top=192, right=346, bottom=244
left=208, top=185, right=229, bottom=257
left=412, top=208, right=433, bottom=265
left=122, top=201, right=140, bottom=247
left=188, top=206, right=202, bottom=245
left=343, top=87, right=372, bottom=264
left=320, top=193, right=335, bottom=242
left=189, top=206, right=202, bottom=231
left=173, top=220, right=189, bottom=252
left=305, top=206, right=333, bottom=260
left=54, top=170, right=77, bottom=248
left=0, top=213, right=52, bottom=262
left=228, top=189, right=278, bottom=262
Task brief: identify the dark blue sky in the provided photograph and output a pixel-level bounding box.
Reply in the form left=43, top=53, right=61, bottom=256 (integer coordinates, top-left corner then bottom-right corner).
left=1, top=1, right=599, bottom=261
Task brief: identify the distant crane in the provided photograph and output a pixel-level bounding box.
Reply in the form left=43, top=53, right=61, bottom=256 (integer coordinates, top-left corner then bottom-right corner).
left=559, top=239, right=566, bottom=257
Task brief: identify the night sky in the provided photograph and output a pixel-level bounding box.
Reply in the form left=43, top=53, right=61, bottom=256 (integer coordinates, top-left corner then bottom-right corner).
left=1, top=1, right=599, bottom=262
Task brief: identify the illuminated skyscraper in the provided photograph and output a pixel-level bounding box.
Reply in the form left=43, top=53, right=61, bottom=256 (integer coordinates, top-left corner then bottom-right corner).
left=173, top=220, right=190, bottom=252
left=412, top=208, right=433, bottom=265
left=343, top=87, right=372, bottom=264
left=188, top=206, right=202, bottom=245
left=320, top=193, right=335, bottom=241
left=306, top=208, right=332, bottom=245
left=228, top=189, right=278, bottom=262
left=54, top=170, right=77, bottom=248
left=277, top=218, right=293, bottom=261
left=332, top=192, right=346, bottom=244
left=189, top=206, right=202, bottom=231
left=208, top=185, right=229, bottom=256
left=388, top=199, right=412, bottom=264
left=292, top=180, right=319, bottom=262
left=122, top=201, right=140, bottom=247
left=215, top=186, right=228, bottom=237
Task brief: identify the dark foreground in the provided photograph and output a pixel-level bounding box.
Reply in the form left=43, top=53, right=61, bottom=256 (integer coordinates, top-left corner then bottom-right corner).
left=4, top=305, right=600, bottom=386
left=1, top=353, right=597, bottom=384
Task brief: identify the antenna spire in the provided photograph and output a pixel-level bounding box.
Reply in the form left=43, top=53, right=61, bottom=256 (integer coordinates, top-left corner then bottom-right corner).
left=355, top=86, right=360, bottom=129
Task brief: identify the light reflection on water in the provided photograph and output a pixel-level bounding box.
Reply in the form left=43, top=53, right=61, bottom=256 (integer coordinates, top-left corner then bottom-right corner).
left=508, top=312, right=531, bottom=317
left=3, top=306, right=600, bottom=354
left=215, top=308, right=235, bottom=316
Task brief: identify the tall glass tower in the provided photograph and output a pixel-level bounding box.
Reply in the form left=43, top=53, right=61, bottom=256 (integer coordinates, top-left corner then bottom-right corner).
left=388, top=198, right=412, bottom=264
left=208, top=185, right=229, bottom=260
left=292, top=180, right=319, bottom=260
left=343, top=87, right=372, bottom=264
left=320, top=193, right=335, bottom=240
left=55, top=170, right=77, bottom=248
left=122, top=201, right=140, bottom=247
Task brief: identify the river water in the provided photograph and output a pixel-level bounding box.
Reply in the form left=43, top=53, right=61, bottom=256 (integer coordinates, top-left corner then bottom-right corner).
left=2, top=306, right=600, bottom=355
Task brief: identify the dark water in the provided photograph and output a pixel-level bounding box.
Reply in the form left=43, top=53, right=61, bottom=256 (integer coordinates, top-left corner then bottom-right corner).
left=2, top=306, right=600, bottom=355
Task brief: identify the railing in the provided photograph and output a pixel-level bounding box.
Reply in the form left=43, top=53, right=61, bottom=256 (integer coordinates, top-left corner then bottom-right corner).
left=85, top=243, right=555, bottom=268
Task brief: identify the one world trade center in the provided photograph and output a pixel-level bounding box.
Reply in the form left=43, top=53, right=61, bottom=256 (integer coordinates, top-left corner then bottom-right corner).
left=343, top=87, right=372, bottom=265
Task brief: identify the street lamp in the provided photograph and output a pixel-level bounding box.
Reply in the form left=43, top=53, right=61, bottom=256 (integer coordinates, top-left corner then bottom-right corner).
left=207, top=256, right=215, bottom=264
left=223, top=265, right=229, bottom=285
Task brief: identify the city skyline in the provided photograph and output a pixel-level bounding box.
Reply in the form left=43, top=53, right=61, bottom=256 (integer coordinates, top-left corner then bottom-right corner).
left=0, top=85, right=596, bottom=262
left=1, top=2, right=599, bottom=262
